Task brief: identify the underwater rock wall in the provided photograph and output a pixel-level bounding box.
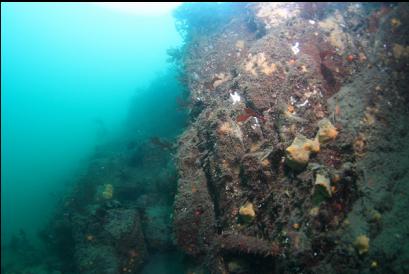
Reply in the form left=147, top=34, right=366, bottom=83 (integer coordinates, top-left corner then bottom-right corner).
left=5, top=3, right=408, bottom=274
left=26, top=72, right=188, bottom=274
left=173, top=3, right=409, bottom=273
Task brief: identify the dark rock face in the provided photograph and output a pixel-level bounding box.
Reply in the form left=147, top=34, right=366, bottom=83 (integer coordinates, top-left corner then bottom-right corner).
left=39, top=134, right=182, bottom=273
left=172, top=2, right=409, bottom=273
left=71, top=207, right=147, bottom=274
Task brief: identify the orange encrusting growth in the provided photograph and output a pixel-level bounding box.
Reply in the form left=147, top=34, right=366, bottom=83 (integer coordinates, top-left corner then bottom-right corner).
left=317, top=118, right=338, bottom=143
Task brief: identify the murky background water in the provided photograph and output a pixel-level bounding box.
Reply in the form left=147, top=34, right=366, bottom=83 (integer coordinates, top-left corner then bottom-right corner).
left=2, top=3, right=184, bottom=272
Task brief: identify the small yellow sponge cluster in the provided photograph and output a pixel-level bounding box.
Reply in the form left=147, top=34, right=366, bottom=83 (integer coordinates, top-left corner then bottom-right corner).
left=239, top=202, right=256, bottom=222
left=317, top=118, right=338, bottom=143
left=286, top=135, right=320, bottom=170
left=354, top=235, right=370, bottom=255
left=286, top=118, right=338, bottom=170
left=102, top=184, right=114, bottom=200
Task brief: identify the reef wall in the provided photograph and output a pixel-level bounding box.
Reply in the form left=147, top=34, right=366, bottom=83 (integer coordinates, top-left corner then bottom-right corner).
left=173, top=3, right=409, bottom=273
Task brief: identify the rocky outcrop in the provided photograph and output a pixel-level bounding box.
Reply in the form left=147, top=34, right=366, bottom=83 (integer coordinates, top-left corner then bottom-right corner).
left=173, top=2, right=409, bottom=273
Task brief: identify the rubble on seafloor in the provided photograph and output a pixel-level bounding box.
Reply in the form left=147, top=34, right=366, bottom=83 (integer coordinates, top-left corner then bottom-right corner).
left=172, top=2, right=409, bottom=274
